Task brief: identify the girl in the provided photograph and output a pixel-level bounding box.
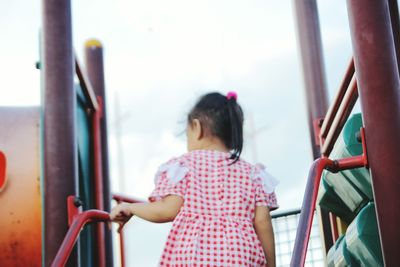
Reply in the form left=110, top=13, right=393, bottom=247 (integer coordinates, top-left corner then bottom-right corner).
left=110, top=92, right=279, bottom=267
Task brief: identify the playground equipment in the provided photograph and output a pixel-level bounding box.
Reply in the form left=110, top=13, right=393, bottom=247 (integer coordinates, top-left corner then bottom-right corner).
left=292, top=0, right=400, bottom=266
left=1, top=0, right=400, bottom=266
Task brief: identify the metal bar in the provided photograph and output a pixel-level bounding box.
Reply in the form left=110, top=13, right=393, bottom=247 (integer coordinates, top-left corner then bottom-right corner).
left=42, top=0, right=79, bottom=265
left=84, top=39, right=113, bottom=267
left=113, top=197, right=128, bottom=267
left=84, top=40, right=113, bottom=266
left=319, top=58, right=355, bottom=139
left=290, top=154, right=367, bottom=267
left=290, top=158, right=335, bottom=267
left=293, top=0, right=329, bottom=159
left=270, top=208, right=301, bottom=219
left=293, top=0, right=332, bottom=252
left=329, top=213, right=339, bottom=242
left=112, top=193, right=146, bottom=204
left=75, top=57, right=99, bottom=110
left=347, top=1, right=400, bottom=265
left=388, top=0, right=400, bottom=73
left=321, top=76, right=358, bottom=156
left=92, top=99, right=106, bottom=267
left=51, top=210, right=110, bottom=267
left=119, top=228, right=126, bottom=267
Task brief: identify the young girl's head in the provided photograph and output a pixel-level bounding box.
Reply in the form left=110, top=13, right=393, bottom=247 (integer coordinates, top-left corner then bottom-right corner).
left=187, top=92, right=244, bottom=162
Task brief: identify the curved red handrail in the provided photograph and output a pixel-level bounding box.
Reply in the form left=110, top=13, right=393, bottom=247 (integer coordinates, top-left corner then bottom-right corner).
left=290, top=139, right=367, bottom=267
left=51, top=210, right=110, bottom=267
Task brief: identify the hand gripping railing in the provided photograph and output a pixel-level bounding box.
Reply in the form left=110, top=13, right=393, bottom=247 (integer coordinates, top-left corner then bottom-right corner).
left=112, top=194, right=146, bottom=267
left=50, top=194, right=146, bottom=267
left=290, top=128, right=368, bottom=267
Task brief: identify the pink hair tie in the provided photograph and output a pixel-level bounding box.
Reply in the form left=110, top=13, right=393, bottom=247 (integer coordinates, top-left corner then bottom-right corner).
left=226, top=91, right=238, bottom=101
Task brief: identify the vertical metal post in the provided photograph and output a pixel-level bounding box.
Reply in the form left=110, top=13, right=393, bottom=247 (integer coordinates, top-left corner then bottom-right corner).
left=42, top=0, right=78, bottom=266
left=84, top=39, right=113, bottom=267
left=293, top=0, right=329, bottom=159
left=388, top=0, right=400, bottom=73
left=293, top=0, right=333, bottom=252
left=347, top=1, right=400, bottom=266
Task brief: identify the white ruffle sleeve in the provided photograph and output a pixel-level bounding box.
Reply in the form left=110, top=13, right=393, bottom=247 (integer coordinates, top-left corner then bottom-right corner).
left=149, top=159, right=190, bottom=202
left=252, top=163, right=279, bottom=209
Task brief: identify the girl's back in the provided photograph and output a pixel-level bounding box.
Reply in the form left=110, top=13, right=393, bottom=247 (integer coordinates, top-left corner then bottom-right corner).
left=149, top=150, right=278, bottom=266
left=111, top=92, right=278, bottom=267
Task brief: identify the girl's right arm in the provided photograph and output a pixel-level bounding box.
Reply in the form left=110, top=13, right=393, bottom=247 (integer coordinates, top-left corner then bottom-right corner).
left=110, top=195, right=184, bottom=224
left=254, top=206, right=276, bottom=267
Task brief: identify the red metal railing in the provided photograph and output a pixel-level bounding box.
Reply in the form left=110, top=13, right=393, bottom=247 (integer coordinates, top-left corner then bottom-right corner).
left=290, top=56, right=369, bottom=266
left=92, top=96, right=106, bottom=267
left=51, top=194, right=145, bottom=267
left=75, top=57, right=99, bottom=111
left=290, top=129, right=368, bottom=267
left=319, top=58, right=354, bottom=144
left=51, top=209, right=110, bottom=267
left=318, top=58, right=357, bottom=157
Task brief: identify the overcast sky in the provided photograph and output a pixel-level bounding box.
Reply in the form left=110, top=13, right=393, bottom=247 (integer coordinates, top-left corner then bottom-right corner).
left=0, top=0, right=353, bottom=265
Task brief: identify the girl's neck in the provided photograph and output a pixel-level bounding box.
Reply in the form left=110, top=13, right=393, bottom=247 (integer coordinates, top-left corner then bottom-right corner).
left=197, top=138, right=229, bottom=153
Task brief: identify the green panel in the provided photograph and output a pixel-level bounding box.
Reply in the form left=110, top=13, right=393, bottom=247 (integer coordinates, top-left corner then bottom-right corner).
left=330, top=113, right=373, bottom=200
left=76, top=84, right=95, bottom=267
left=327, top=235, right=358, bottom=267
left=326, top=241, right=336, bottom=267
left=322, top=113, right=372, bottom=222
left=324, top=170, right=367, bottom=216
left=318, top=175, right=355, bottom=224
left=345, top=202, right=383, bottom=267
left=333, top=235, right=358, bottom=267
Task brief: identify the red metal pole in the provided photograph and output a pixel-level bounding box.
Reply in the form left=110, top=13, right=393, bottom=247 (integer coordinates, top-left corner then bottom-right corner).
left=347, top=1, right=400, bottom=265
left=85, top=39, right=114, bottom=267
left=42, top=0, right=78, bottom=265
left=293, top=0, right=329, bottom=158
left=293, top=0, right=332, bottom=253
left=51, top=210, right=110, bottom=267
left=92, top=98, right=106, bottom=267
left=119, top=229, right=126, bottom=267
left=85, top=40, right=114, bottom=266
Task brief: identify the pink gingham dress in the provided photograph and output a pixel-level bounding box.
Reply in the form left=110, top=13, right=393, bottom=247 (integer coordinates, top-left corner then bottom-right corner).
left=149, top=150, right=279, bottom=267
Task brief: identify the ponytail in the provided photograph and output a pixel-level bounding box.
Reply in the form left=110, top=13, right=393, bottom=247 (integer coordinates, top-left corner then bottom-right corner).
left=226, top=93, right=243, bottom=164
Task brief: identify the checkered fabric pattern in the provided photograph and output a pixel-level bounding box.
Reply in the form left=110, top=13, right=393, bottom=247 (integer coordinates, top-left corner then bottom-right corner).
left=149, top=150, right=278, bottom=267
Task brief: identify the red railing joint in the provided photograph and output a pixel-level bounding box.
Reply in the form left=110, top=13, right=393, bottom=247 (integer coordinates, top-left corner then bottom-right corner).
left=67, top=195, right=82, bottom=226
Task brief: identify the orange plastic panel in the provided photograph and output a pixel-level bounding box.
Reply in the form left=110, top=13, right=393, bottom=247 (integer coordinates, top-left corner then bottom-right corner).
left=0, top=107, right=41, bottom=267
